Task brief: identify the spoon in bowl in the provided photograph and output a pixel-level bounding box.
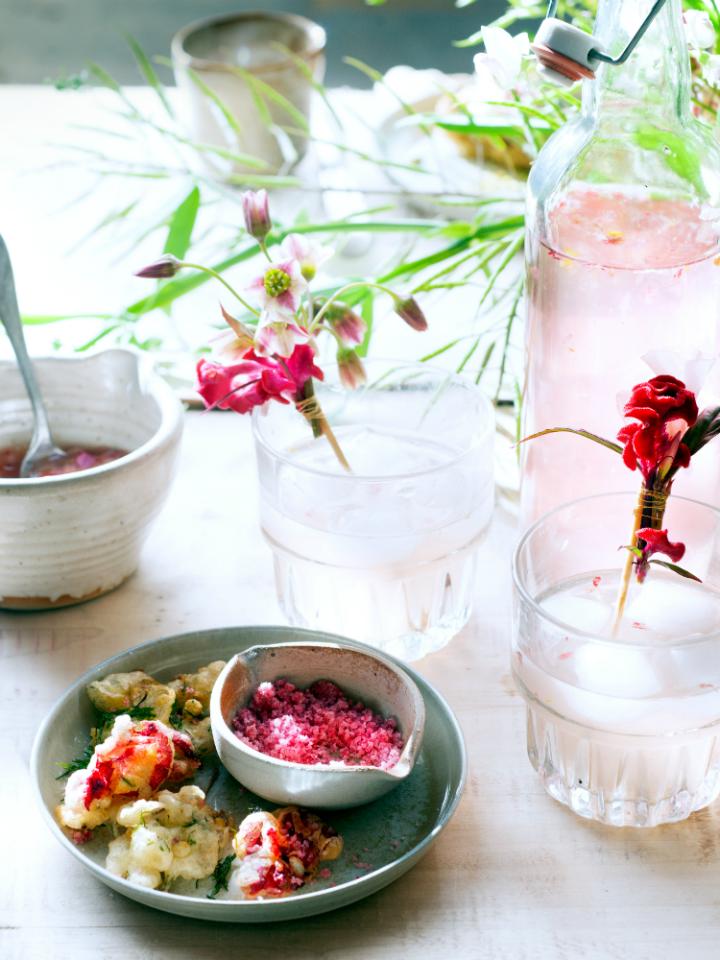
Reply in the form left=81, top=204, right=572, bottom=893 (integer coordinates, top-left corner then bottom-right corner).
left=0, top=235, right=66, bottom=477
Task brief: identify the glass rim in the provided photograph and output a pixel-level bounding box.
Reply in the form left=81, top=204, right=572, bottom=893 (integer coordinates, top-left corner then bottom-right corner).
left=512, top=489, right=720, bottom=649
left=252, top=358, right=495, bottom=483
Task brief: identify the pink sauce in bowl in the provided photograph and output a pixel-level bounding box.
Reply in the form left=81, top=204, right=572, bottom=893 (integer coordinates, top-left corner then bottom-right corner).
left=0, top=444, right=128, bottom=479
left=232, top=678, right=405, bottom=770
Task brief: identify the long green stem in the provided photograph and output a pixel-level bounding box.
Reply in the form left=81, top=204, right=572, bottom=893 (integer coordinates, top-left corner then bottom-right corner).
left=612, top=486, right=668, bottom=636
left=298, top=378, right=351, bottom=472
left=178, top=261, right=260, bottom=317
left=309, top=281, right=400, bottom=332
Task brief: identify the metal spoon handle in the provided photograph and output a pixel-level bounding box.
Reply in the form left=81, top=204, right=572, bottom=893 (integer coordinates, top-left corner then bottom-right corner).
left=0, top=234, right=54, bottom=449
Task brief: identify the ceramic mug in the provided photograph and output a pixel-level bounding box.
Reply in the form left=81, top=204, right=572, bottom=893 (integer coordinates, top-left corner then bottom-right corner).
left=172, top=11, right=326, bottom=175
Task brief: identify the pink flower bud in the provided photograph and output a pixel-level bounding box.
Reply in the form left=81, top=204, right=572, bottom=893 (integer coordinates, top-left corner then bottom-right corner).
left=337, top=349, right=367, bottom=390
left=395, top=296, right=428, bottom=331
left=242, top=189, right=272, bottom=241
left=321, top=302, right=366, bottom=346
left=135, top=254, right=181, bottom=279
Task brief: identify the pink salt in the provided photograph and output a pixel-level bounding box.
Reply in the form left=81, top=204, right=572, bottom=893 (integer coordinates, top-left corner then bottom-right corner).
left=232, top=678, right=404, bottom=769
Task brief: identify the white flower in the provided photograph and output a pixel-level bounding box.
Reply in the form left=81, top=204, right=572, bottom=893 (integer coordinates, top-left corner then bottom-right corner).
left=246, top=258, right=307, bottom=322
left=254, top=314, right=306, bottom=358
left=685, top=10, right=716, bottom=51
left=473, top=26, right=530, bottom=91
left=280, top=234, right=331, bottom=281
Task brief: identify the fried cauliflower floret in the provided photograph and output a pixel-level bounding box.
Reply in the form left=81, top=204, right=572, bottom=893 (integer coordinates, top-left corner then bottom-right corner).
left=106, top=786, right=233, bottom=889
left=228, top=806, right=343, bottom=899
left=168, top=661, right=225, bottom=755
left=169, top=661, right=225, bottom=714
left=56, top=715, right=199, bottom=832
left=86, top=671, right=175, bottom=726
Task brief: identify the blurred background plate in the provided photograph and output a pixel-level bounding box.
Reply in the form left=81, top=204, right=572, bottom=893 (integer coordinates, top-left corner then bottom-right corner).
left=377, top=93, right=526, bottom=221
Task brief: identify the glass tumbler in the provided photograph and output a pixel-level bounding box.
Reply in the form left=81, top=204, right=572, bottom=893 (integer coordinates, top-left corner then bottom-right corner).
left=253, top=360, right=495, bottom=660
left=512, top=492, right=720, bottom=827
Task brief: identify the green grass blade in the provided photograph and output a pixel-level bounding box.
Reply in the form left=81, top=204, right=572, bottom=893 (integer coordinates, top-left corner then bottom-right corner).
left=163, top=186, right=200, bottom=258
left=271, top=42, right=344, bottom=130
left=356, top=291, right=374, bottom=358
left=22, top=312, right=116, bottom=325
left=187, top=68, right=242, bottom=137
left=229, top=66, right=310, bottom=132
left=125, top=34, right=174, bottom=118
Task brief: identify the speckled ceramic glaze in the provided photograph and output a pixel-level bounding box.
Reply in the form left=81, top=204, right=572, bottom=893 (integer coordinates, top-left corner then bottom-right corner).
left=0, top=349, right=183, bottom=608
left=172, top=12, right=326, bottom=174
left=211, top=642, right=426, bottom=808
left=31, top=625, right=466, bottom=922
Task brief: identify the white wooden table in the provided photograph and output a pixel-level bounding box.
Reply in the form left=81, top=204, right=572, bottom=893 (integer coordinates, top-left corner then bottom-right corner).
left=2, top=84, right=720, bottom=960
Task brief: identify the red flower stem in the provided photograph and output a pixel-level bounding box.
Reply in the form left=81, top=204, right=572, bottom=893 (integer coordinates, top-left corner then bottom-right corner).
left=611, top=485, right=667, bottom=636
left=298, top=379, right=352, bottom=473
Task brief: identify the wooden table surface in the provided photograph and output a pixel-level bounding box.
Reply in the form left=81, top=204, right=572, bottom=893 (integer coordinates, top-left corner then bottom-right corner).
left=3, top=410, right=720, bottom=960
left=1, top=81, right=719, bottom=960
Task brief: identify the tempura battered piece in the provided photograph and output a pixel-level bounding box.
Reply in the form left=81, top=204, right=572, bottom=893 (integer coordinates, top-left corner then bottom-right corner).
left=169, top=661, right=226, bottom=754
left=228, top=806, right=343, bottom=898
left=106, top=785, right=234, bottom=890
left=86, top=671, right=175, bottom=728
left=56, top=716, right=199, bottom=832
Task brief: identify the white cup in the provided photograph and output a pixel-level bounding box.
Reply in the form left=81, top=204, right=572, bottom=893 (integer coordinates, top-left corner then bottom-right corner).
left=172, top=11, right=326, bottom=175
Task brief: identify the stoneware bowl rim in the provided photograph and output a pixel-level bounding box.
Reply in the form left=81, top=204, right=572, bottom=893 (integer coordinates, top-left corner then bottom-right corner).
left=30, top=625, right=466, bottom=921
left=171, top=10, right=327, bottom=75
left=0, top=348, right=183, bottom=490
left=210, top=640, right=426, bottom=781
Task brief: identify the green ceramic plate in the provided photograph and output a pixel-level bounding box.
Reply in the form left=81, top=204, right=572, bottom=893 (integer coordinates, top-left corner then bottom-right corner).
left=31, top=625, right=466, bottom=922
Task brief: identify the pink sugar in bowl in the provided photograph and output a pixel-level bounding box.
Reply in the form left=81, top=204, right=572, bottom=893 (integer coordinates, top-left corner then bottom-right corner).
left=210, top=638, right=426, bottom=809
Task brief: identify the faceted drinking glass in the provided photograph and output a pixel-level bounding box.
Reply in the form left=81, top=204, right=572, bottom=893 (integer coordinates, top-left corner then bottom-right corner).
left=253, top=360, right=495, bottom=661
left=512, top=492, right=720, bottom=827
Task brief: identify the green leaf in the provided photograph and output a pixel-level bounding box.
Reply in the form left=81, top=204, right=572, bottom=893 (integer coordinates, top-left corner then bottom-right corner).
left=163, top=186, right=201, bottom=259
left=683, top=405, right=720, bottom=454
left=635, top=126, right=705, bottom=195
left=357, top=292, right=374, bottom=358
left=125, top=34, right=174, bottom=118
left=74, top=324, right=122, bottom=352
left=56, top=741, right=95, bottom=779
left=187, top=68, right=242, bottom=137
left=649, top=559, right=703, bottom=583
left=270, top=42, right=344, bottom=131
left=228, top=66, right=310, bottom=132
left=22, top=313, right=116, bottom=325
left=207, top=855, right=237, bottom=899
left=519, top=427, right=624, bottom=455
left=622, top=544, right=645, bottom=559
left=403, top=113, right=525, bottom=141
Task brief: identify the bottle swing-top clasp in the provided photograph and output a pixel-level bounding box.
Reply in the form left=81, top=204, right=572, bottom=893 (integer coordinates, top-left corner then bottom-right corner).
left=532, top=0, right=670, bottom=86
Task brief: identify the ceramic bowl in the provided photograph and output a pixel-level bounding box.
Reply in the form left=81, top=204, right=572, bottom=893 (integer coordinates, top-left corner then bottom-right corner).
left=172, top=12, right=326, bottom=174
left=210, top=640, right=426, bottom=808
left=0, top=349, right=183, bottom=609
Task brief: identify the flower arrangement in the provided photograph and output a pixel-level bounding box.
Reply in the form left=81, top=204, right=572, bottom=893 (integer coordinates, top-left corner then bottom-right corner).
left=135, top=190, right=427, bottom=470
left=524, top=374, right=720, bottom=632
left=34, top=0, right=720, bottom=407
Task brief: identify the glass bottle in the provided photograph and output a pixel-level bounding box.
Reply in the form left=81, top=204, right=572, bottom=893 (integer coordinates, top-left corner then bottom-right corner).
left=522, top=0, right=720, bottom=525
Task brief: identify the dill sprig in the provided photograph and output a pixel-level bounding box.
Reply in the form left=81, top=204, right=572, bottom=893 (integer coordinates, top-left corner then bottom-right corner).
left=55, top=694, right=156, bottom=779
left=55, top=740, right=96, bottom=779
left=207, top=854, right=236, bottom=900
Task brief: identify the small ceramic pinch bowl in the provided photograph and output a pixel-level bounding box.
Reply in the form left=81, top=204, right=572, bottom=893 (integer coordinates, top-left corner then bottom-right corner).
left=210, top=640, right=426, bottom=809
left=0, top=349, right=183, bottom=609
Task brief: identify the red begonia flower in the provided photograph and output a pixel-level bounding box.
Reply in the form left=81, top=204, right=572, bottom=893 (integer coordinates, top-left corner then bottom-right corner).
left=634, top=527, right=686, bottom=583
left=196, top=344, right=324, bottom=416
left=624, top=375, right=698, bottom=425
left=617, top=376, right=698, bottom=483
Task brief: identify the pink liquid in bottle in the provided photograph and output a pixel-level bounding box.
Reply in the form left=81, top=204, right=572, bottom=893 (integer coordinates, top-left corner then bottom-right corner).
left=522, top=188, right=720, bottom=525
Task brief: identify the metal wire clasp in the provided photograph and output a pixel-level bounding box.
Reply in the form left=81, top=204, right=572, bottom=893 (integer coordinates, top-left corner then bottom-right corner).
left=532, top=0, right=670, bottom=85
